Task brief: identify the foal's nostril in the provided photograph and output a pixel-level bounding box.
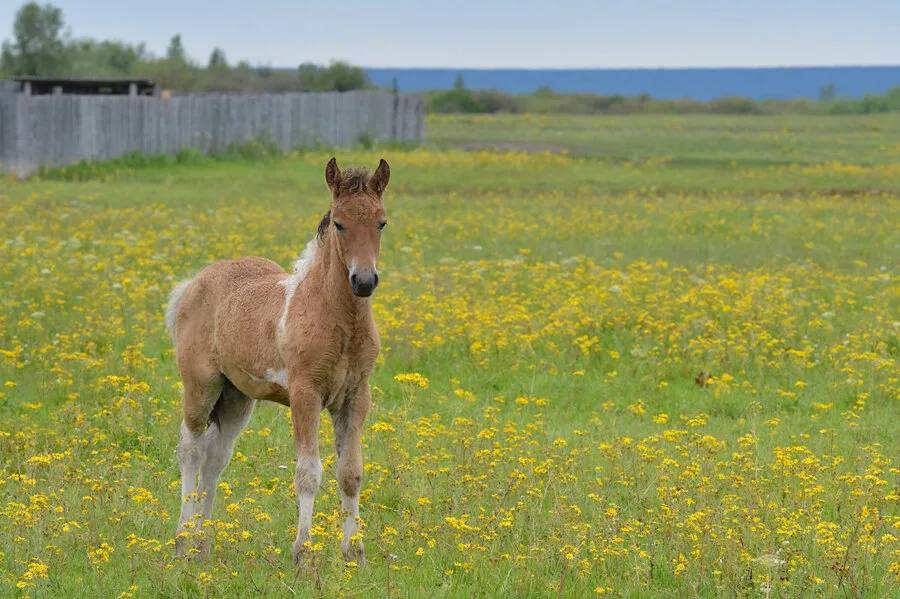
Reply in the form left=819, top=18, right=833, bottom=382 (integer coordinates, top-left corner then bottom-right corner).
left=350, top=273, right=358, bottom=286
left=373, top=273, right=379, bottom=287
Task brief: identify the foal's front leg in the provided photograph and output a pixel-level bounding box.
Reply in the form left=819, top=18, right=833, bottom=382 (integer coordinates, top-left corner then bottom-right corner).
left=289, top=378, right=323, bottom=565
left=332, top=384, right=371, bottom=564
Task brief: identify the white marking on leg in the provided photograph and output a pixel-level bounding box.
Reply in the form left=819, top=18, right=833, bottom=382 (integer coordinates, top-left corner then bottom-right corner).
left=177, top=421, right=205, bottom=532
left=198, top=392, right=255, bottom=521
left=341, top=490, right=360, bottom=552
left=197, top=424, right=231, bottom=521
left=277, top=238, right=318, bottom=345
left=293, top=454, right=323, bottom=547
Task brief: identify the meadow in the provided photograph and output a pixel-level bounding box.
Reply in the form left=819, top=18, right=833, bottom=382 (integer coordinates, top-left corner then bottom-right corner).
left=0, top=113, right=898, bottom=597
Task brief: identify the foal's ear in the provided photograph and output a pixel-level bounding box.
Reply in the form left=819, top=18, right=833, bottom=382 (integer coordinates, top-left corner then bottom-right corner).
left=325, top=157, right=341, bottom=193
left=368, top=158, right=390, bottom=196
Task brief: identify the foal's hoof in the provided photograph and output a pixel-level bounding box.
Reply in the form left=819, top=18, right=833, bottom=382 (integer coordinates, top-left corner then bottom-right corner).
left=342, top=541, right=366, bottom=565
left=292, top=539, right=313, bottom=569
left=175, top=533, right=210, bottom=559
left=175, top=536, right=188, bottom=558
left=196, top=539, right=212, bottom=560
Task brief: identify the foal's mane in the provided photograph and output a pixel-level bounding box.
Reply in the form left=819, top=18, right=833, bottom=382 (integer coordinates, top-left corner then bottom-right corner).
left=317, top=167, right=372, bottom=241
left=335, top=167, right=372, bottom=196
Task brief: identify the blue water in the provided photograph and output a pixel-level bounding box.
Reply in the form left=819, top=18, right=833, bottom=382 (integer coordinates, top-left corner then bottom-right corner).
left=366, top=66, right=900, bottom=100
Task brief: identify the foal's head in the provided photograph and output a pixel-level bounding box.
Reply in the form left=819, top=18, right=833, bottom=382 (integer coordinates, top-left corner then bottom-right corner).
left=320, top=157, right=390, bottom=297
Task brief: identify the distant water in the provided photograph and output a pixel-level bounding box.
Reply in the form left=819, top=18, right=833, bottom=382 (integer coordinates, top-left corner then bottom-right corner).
left=366, top=66, right=900, bottom=100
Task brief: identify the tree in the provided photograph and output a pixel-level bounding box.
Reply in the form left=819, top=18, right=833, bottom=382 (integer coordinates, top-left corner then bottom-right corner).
left=453, top=73, right=466, bottom=90
left=137, top=56, right=195, bottom=91
left=208, top=47, right=227, bottom=69
left=166, top=34, right=186, bottom=62
left=0, top=2, right=67, bottom=76
left=143, top=33, right=195, bottom=90
left=819, top=84, right=836, bottom=102
left=297, top=61, right=369, bottom=92
left=66, top=39, right=146, bottom=77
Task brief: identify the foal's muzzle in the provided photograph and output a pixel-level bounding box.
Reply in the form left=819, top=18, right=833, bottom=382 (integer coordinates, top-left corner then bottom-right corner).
left=350, top=271, right=379, bottom=297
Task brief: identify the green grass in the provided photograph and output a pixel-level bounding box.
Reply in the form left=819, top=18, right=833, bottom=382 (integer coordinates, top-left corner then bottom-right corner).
left=0, top=114, right=897, bottom=597
left=428, top=113, right=900, bottom=161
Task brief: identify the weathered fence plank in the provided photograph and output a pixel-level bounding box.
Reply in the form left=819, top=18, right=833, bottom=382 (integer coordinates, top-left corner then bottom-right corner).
left=0, top=90, right=423, bottom=177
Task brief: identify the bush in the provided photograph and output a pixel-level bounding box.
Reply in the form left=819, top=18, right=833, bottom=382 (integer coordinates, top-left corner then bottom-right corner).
left=708, top=97, right=762, bottom=114
left=825, top=86, right=900, bottom=114
left=358, top=132, right=374, bottom=150
left=217, top=138, right=280, bottom=161
left=429, top=88, right=484, bottom=113
left=474, top=90, right=520, bottom=113
left=429, top=88, right=521, bottom=114
left=297, top=61, right=370, bottom=92
left=425, top=86, right=900, bottom=116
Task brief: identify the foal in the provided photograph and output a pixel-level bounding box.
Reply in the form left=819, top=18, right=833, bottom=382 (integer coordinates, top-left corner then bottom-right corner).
left=167, top=157, right=389, bottom=564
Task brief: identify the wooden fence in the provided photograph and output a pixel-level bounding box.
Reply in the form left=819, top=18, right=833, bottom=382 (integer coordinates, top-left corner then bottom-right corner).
left=0, top=90, right=424, bottom=176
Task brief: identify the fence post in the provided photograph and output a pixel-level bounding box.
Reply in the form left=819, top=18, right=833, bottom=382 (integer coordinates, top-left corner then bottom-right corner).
left=392, top=87, right=400, bottom=141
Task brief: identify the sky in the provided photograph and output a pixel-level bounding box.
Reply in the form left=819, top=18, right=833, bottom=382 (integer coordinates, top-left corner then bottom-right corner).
left=1, top=0, right=898, bottom=69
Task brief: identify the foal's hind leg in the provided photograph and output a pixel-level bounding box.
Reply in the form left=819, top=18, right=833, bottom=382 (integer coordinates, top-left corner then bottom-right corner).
left=175, top=372, right=223, bottom=557
left=196, top=383, right=255, bottom=528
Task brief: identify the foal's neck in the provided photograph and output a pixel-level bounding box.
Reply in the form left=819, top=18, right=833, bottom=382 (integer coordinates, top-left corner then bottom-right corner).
left=315, top=235, right=371, bottom=321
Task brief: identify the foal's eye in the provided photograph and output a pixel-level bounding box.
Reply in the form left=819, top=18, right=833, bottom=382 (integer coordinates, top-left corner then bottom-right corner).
left=378, top=221, right=387, bottom=230
left=334, top=222, right=345, bottom=232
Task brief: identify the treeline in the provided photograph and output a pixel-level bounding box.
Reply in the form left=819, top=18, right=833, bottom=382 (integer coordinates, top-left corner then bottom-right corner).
left=428, top=78, right=900, bottom=116
left=4, top=2, right=898, bottom=114
left=0, top=2, right=370, bottom=93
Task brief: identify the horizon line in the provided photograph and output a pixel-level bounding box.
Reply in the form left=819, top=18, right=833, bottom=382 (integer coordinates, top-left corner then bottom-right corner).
left=358, top=64, right=900, bottom=71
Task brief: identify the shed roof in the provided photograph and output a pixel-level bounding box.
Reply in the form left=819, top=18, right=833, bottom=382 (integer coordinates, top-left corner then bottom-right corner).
left=13, top=77, right=157, bottom=96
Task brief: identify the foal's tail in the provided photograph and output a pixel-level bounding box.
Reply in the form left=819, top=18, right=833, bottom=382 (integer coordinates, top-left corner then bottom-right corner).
left=165, top=278, right=194, bottom=344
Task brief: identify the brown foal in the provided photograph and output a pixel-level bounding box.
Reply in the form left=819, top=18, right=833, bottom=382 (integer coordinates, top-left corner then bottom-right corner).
left=166, top=157, right=389, bottom=564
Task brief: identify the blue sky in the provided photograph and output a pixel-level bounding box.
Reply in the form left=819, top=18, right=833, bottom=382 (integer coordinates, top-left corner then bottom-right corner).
left=1, top=0, right=898, bottom=68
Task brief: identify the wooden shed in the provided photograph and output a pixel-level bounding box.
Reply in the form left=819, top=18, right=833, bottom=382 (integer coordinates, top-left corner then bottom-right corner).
left=13, top=77, right=158, bottom=96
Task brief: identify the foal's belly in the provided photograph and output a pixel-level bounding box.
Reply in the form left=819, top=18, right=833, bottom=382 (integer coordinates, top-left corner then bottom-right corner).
left=222, top=354, right=357, bottom=410
left=212, top=272, right=290, bottom=405
left=223, top=364, right=291, bottom=406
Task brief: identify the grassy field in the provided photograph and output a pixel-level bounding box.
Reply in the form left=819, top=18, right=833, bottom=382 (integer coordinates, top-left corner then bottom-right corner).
left=1, top=114, right=898, bottom=597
